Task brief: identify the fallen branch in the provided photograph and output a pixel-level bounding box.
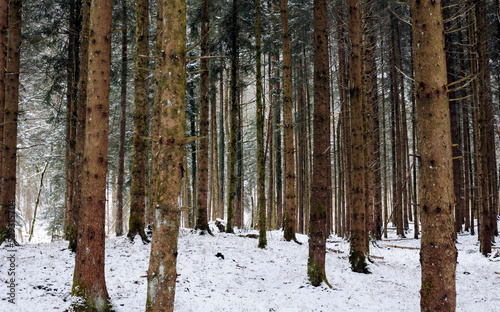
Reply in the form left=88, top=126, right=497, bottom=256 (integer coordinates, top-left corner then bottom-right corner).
left=384, top=244, right=420, bottom=250
left=326, top=248, right=344, bottom=254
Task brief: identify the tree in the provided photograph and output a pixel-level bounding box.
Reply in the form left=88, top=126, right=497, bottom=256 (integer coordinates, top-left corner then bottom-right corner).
left=255, top=0, right=266, bottom=248
left=195, top=0, right=212, bottom=234
left=63, top=0, right=80, bottom=245
left=281, top=0, right=297, bottom=242
left=226, top=0, right=239, bottom=233
left=1, top=0, right=22, bottom=244
left=307, top=0, right=331, bottom=287
left=69, top=0, right=90, bottom=252
left=145, top=0, right=186, bottom=308
left=116, top=0, right=128, bottom=237
left=0, top=0, right=8, bottom=241
left=71, top=0, right=113, bottom=309
left=348, top=0, right=369, bottom=273
left=410, top=0, right=457, bottom=309
left=128, top=0, right=150, bottom=243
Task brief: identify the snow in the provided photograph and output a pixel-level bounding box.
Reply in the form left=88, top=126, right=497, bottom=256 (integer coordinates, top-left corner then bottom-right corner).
left=1, top=222, right=499, bottom=311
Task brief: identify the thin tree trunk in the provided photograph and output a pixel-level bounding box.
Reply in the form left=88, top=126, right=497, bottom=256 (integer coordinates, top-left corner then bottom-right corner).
left=281, top=0, right=297, bottom=242
left=256, top=0, right=266, bottom=247
left=1, top=0, right=22, bottom=243
left=63, top=0, right=79, bottom=243
left=348, top=0, right=369, bottom=273
left=0, top=0, right=6, bottom=241
left=128, top=0, right=150, bottom=242
left=70, top=0, right=89, bottom=252
left=226, top=0, right=239, bottom=233
left=116, top=0, right=127, bottom=237
left=195, top=0, right=212, bottom=234
left=218, top=66, right=225, bottom=220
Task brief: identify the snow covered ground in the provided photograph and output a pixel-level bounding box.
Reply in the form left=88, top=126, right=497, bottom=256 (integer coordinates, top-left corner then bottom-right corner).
left=1, top=222, right=499, bottom=311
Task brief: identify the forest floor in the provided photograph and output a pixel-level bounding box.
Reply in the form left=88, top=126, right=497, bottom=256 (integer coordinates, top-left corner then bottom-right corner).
left=1, top=221, right=499, bottom=312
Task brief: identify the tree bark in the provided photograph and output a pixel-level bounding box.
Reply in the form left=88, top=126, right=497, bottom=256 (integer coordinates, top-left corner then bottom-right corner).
left=69, top=0, right=88, bottom=252
left=128, top=0, right=150, bottom=243
left=71, top=0, right=113, bottom=309
left=255, top=0, right=266, bottom=248
left=411, top=0, right=458, bottom=309
left=0, top=0, right=8, bottom=240
left=2, top=0, right=21, bottom=244
left=308, top=0, right=331, bottom=287
left=281, top=0, right=297, bottom=242
left=226, top=0, right=239, bottom=233
left=145, top=0, right=186, bottom=308
left=348, top=0, right=369, bottom=273
left=195, top=0, right=212, bottom=234
left=116, top=0, right=127, bottom=237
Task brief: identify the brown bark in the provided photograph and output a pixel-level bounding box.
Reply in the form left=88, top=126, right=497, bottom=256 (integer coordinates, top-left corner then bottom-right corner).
left=71, top=0, right=113, bottom=309
left=348, top=0, right=369, bottom=273
left=69, top=0, right=89, bottom=252
left=281, top=0, right=297, bottom=242
left=195, top=0, right=212, bottom=234
left=226, top=0, right=239, bottom=233
left=63, top=0, right=80, bottom=243
left=308, top=0, right=331, bottom=287
left=128, top=0, right=150, bottom=242
left=145, top=0, right=186, bottom=308
left=0, top=0, right=8, bottom=238
left=255, top=0, right=266, bottom=248
left=2, top=0, right=21, bottom=243
left=116, top=0, right=127, bottom=237
left=476, top=0, right=494, bottom=255
left=411, top=0, right=457, bottom=309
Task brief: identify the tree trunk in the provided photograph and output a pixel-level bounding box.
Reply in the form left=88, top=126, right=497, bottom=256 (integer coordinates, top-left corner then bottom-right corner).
left=411, top=0, right=458, bottom=308
left=255, top=0, right=266, bottom=248
left=128, top=0, right=150, bottom=243
left=281, top=0, right=297, bottom=242
left=195, top=0, right=212, bottom=234
left=476, top=0, right=494, bottom=255
left=226, top=0, right=239, bottom=233
left=218, top=67, right=225, bottom=220
left=116, top=0, right=127, bottom=237
left=348, top=0, right=369, bottom=273
left=1, top=0, right=21, bottom=244
left=145, top=0, right=185, bottom=308
left=0, top=0, right=6, bottom=240
left=63, top=0, right=80, bottom=244
left=308, top=0, right=331, bottom=287
left=69, top=0, right=89, bottom=252
left=71, top=0, right=113, bottom=309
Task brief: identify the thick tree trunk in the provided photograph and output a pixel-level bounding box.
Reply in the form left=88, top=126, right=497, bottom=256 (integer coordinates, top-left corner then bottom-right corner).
left=116, top=0, right=127, bottom=237
left=71, top=0, right=113, bottom=309
left=308, top=0, right=331, bottom=287
left=128, top=0, right=150, bottom=243
left=195, top=0, right=212, bottom=234
left=145, top=0, right=185, bottom=308
left=411, top=0, right=458, bottom=309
